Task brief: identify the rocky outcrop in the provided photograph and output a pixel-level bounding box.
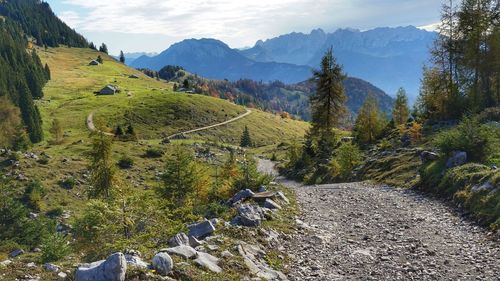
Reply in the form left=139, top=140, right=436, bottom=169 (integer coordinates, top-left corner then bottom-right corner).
left=194, top=252, right=222, bottom=273
left=234, top=204, right=265, bottom=227
left=188, top=220, right=216, bottom=239
left=75, top=252, right=126, bottom=281
left=162, top=245, right=197, bottom=259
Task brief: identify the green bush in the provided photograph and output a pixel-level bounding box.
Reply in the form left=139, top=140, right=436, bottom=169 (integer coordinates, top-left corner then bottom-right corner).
left=41, top=233, right=70, bottom=263
left=334, top=142, right=363, bottom=179
left=117, top=156, right=134, bottom=169
left=59, top=177, right=76, bottom=189
left=433, top=117, right=496, bottom=163
left=144, top=148, right=163, bottom=158
left=23, top=180, right=46, bottom=211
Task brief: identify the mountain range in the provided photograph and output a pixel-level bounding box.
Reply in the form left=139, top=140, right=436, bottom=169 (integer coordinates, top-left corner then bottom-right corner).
left=132, top=26, right=437, bottom=101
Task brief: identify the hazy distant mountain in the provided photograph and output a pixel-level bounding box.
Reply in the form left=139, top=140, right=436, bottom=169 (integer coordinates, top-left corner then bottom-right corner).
left=112, top=52, right=158, bottom=65
left=131, top=39, right=312, bottom=84
left=241, top=26, right=437, bottom=101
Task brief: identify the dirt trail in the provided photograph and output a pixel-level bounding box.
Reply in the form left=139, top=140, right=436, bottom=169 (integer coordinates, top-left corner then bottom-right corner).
left=86, top=108, right=252, bottom=139
left=258, top=159, right=499, bottom=281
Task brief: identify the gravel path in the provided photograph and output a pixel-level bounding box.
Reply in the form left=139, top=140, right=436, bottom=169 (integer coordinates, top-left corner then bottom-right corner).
left=258, top=160, right=500, bottom=281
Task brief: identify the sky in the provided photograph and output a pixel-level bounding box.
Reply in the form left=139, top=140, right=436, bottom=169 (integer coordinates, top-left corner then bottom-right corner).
left=46, top=0, right=443, bottom=55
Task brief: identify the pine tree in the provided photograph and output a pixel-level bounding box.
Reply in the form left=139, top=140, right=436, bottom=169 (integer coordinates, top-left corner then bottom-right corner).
left=89, top=42, right=97, bottom=50
left=119, top=51, right=125, bottom=63
left=88, top=134, right=115, bottom=199
left=44, top=63, right=51, bottom=80
left=310, top=48, right=347, bottom=136
left=49, top=118, right=64, bottom=144
left=240, top=126, right=252, bottom=147
left=99, top=43, right=108, bottom=54
left=392, top=88, right=410, bottom=126
left=353, top=95, right=387, bottom=145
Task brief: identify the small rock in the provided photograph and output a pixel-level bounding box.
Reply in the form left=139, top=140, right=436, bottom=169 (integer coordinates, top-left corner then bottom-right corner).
left=194, top=252, right=222, bottom=273
left=188, top=220, right=216, bottom=239
left=0, top=260, right=12, bottom=267
left=43, top=263, right=60, bottom=272
left=58, top=272, right=68, bottom=279
left=237, top=204, right=264, bottom=227
left=263, top=199, right=282, bottom=210
left=9, top=249, right=24, bottom=258
left=229, top=189, right=255, bottom=205
left=162, top=245, right=197, bottom=259
left=75, top=252, right=126, bottom=281
left=168, top=232, right=189, bottom=247
left=276, top=191, right=290, bottom=204
left=221, top=250, right=234, bottom=258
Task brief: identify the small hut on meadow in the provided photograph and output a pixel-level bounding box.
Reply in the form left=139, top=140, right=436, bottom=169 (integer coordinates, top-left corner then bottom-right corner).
left=98, top=85, right=117, bottom=95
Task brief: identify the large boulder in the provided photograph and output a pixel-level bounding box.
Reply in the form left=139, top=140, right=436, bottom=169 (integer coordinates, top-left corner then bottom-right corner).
left=446, top=151, right=467, bottom=168
left=228, top=189, right=255, bottom=205
left=75, top=252, right=127, bottom=281
left=152, top=252, right=173, bottom=276
left=237, top=204, right=264, bottom=227
left=188, top=220, right=215, bottom=239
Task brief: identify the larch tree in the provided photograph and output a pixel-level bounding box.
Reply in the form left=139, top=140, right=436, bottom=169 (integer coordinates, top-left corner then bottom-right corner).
left=49, top=118, right=64, bottom=144
left=392, top=88, right=410, bottom=126
left=354, top=95, right=387, bottom=145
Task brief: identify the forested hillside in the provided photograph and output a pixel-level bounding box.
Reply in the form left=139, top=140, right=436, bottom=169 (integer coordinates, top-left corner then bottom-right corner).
left=0, top=0, right=89, bottom=145
left=0, top=20, right=47, bottom=143
left=0, top=0, right=88, bottom=47
left=144, top=66, right=394, bottom=121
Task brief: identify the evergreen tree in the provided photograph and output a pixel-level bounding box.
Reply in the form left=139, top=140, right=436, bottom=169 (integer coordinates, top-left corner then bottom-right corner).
left=353, top=95, right=387, bottom=145
left=240, top=126, right=252, bottom=147
left=159, top=145, right=199, bottom=205
left=88, top=134, right=115, bottom=199
left=309, top=48, right=347, bottom=136
left=49, top=118, right=64, bottom=144
left=99, top=43, right=108, bottom=54
left=119, top=51, right=125, bottom=63
left=44, top=63, right=51, bottom=80
left=89, top=42, right=97, bottom=50
left=392, top=88, right=410, bottom=126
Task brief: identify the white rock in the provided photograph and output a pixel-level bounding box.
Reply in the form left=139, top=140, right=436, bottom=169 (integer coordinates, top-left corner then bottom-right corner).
left=152, top=252, right=173, bottom=276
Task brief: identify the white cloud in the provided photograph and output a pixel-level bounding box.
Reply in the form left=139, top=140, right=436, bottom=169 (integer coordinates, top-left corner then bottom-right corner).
left=54, top=0, right=442, bottom=52
left=418, top=22, right=441, bottom=32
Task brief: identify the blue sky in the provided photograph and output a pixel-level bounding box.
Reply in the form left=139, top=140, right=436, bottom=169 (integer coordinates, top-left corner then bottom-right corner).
left=46, top=0, right=442, bottom=55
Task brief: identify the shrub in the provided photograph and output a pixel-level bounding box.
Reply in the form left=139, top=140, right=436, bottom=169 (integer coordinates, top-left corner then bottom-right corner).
left=334, top=142, right=363, bottom=179
left=59, top=177, right=76, bottom=189
left=145, top=148, right=163, bottom=158
left=117, top=156, right=134, bottom=169
left=41, top=233, right=70, bottom=263
left=46, top=207, right=64, bottom=218
left=433, top=117, right=495, bottom=163
left=23, top=180, right=46, bottom=211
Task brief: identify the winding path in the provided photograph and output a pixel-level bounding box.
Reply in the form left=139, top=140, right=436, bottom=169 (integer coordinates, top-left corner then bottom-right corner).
left=258, top=160, right=499, bottom=281
left=86, top=109, right=252, bottom=139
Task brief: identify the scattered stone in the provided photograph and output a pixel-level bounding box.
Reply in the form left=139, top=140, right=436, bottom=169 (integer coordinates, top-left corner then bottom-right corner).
left=168, top=232, right=190, bottom=247
left=276, top=191, right=290, bottom=205
left=237, top=204, right=264, bottom=227
left=56, top=223, right=72, bottom=234
left=471, top=181, right=495, bottom=193
left=0, top=260, right=12, bottom=267
left=162, top=245, right=197, bottom=259
left=258, top=185, right=267, bottom=192
left=221, top=250, right=234, bottom=258
left=43, top=263, right=60, bottom=272
left=252, top=191, right=276, bottom=201
left=75, top=252, right=127, bottom=281
left=189, top=235, right=204, bottom=248
left=229, top=189, right=255, bottom=205
left=420, top=151, right=439, bottom=163
left=194, top=252, right=222, bottom=273
left=9, top=249, right=24, bottom=258
left=27, top=262, right=37, bottom=268
left=124, top=254, right=149, bottom=269
left=187, top=220, right=216, bottom=239
left=58, top=272, right=68, bottom=279
left=152, top=252, right=173, bottom=276
left=446, top=151, right=467, bottom=168
left=263, top=199, right=282, bottom=210
left=238, top=243, right=287, bottom=280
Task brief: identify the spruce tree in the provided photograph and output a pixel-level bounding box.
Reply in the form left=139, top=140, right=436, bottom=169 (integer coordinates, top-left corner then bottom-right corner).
left=310, top=48, right=347, bottom=136
left=44, top=63, right=51, bottom=80
left=240, top=126, right=252, bottom=147
left=88, top=134, right=115, bottom=199
left=392, top=88, right=410, bottom=126
left=99, top=43, right=108, bottom=54
left=119, top=51, right=125, bottom=63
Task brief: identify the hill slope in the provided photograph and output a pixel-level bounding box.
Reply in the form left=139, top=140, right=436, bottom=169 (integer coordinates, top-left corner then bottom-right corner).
left=131, top=38, right=312, bottom=84
left=241, top=26, right=437, bottom=100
